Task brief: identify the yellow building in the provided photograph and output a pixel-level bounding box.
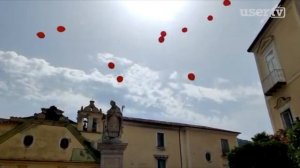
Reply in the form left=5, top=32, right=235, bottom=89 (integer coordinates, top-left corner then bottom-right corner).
left=0, top=100, right=239, bottom=168
left=248, top=0, right=300, bottom=131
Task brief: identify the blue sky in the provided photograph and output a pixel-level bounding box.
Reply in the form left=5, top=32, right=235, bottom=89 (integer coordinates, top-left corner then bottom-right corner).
left=0, top=0, right=280, bottom=139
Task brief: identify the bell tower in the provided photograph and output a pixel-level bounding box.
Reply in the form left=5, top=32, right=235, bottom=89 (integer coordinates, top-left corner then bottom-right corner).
left=77, top=100, right=103, bottom=133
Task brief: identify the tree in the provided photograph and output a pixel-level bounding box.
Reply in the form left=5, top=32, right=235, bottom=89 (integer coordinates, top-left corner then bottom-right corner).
left=251, top=131, right=271, bottom=143
left=288, top=120, right=300, bottom=167
left=228, top=132, right=295, bottom=168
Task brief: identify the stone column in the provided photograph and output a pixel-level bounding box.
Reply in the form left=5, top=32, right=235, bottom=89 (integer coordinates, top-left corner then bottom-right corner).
left=98, top=142, right=128, bottom=168
left=87, top=116, right=93, bottom=131
left=77, top=115, right=83, bottom=131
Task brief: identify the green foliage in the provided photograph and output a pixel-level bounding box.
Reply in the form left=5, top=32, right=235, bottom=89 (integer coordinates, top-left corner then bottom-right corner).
left=289, top=121, right=300, bottom=150
left=229, top=121, right=300, bottom=168
left=288, top=121, right=300, bottom=167
left=251, top=132, right=271, bottom=143
left=228, top=138, right=295, bottom=168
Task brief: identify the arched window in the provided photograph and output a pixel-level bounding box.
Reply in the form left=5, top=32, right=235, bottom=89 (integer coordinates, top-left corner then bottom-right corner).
left=83, top=118, right=88, bottom=131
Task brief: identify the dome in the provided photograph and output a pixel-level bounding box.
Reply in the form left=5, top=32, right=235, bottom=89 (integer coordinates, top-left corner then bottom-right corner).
left=82, top=100, right=101, bottom=113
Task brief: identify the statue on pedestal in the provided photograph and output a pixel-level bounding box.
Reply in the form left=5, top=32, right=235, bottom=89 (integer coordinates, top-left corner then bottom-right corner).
left=99, top=100, right=127, bottom=168
left=103, top=100, right=123, bottom=143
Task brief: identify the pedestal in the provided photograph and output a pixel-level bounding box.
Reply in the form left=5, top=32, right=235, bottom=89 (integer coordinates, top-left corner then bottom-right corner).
left=98, top=142, right=128, bottom=168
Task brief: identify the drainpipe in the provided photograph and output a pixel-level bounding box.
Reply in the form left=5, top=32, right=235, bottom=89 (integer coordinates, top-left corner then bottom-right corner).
left=179, top=127, right=183, bottom=168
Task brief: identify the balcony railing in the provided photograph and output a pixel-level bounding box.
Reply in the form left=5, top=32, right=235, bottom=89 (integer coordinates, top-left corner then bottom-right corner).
left=262, top=69, right=286, bottom=96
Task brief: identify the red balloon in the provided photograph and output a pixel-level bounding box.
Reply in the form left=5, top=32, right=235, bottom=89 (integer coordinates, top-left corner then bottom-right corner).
left=182, top=27, right=188, bottom=33
left=108, top=62, right=115, bottom=69
left=160, top=31, right=167, bottom=37
left=36, top=32, right=45, bottom=39
left=158, top=36, right=165, bottom=43
left=207, top=15, right=214, bottom=21
left=188, top=73, right=196, bottom=81
left=117, top=76, right=124, bottom=83
left=223, top=0, right=231, bottom=6
left=57, top=26, right=66, bottom=32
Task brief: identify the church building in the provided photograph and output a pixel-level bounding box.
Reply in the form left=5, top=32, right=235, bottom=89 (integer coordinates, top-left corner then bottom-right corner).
left=0, top=100, right=239, bottom=168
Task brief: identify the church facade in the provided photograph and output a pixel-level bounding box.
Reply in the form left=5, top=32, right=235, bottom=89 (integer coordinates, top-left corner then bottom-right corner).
left=0, top=100, right=239, bottom=168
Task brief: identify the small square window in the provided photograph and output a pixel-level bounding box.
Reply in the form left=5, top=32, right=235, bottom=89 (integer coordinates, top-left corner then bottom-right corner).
left=157, top=133, right=164, bottom=148
left=281, top=109, right=293, bottom=129
left=221, top=139, right=230, bottom=156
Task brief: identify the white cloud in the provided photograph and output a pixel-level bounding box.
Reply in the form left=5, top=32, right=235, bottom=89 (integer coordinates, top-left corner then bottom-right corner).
left=181, top=83, right=236, bottom=103
left=168, top=82, right=180, bottom=89
left=232, top=84, right=263, bottom=97
left=0, top=50, right=269, bottom=139
left=97, top=53, right=133, bottom=66
left=169, top=71, right=178, bottom=80
left=215, top=77, right=230, bottom=85
left=181, top=83, right=263, bottom=103
left=0, top=81, right=8, bottom=90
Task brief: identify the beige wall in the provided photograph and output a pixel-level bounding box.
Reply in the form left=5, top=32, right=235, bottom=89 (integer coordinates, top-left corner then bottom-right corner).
left=0, top=125, right=86, bottom=161
left=252, top=0, right=300, bottom=131
left=121, top=122, right=237, bottom=168
left=121, top=123, right=182, bottom=168
left=186, top=128, right=237, bottom=168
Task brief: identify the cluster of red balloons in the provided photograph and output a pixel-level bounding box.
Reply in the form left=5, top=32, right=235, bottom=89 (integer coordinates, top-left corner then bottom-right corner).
left=107, top=62, right=123, bottom=83
left=158, top=31, right=167, bottom=43
left=36, top=25, right=66, bottom=39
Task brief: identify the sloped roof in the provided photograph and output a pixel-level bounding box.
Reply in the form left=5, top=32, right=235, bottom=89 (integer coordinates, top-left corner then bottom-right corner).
left=123, top=117, right=240, bottom=134
left=0, top=118, right=21, bottom=124
left=1, top=114, right=239, bottom=136
left=247, top=0, right=287, bottom=52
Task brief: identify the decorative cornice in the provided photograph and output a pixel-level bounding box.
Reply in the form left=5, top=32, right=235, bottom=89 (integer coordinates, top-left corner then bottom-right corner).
left=274, top=97, right=291, bottom=109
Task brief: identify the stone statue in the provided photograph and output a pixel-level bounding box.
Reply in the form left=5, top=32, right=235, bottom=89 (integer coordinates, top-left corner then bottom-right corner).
left=103, top=100, right=123, bottom=142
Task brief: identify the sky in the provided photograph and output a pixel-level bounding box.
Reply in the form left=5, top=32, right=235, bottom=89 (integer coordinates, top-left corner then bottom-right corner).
left=0, top=0, right=281, bottom=140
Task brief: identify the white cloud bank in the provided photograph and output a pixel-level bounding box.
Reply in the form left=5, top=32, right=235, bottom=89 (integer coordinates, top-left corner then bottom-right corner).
left=0, top=50, right=270, bottom=139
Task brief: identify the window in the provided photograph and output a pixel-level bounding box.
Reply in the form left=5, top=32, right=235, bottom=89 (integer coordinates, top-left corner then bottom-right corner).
left=264, top=42, right=281, bottom=73
left=157, top=159, right=166, bottom=168
left=60, top=138, right=69, bottom=149
left=23, top=135, right=33, bottom=147
left=205, top=152, right=211, bottom=162
left=92, top=118, right=97, bottom=132
left=154, top=155, right=168, bottom=168
left=83, top=118, right=88, bottom=131
left=281, top=109, right=293, bottom=129
left=157, top=133, right=164, bottom=148
left=221, top=139, right=230, bottom=156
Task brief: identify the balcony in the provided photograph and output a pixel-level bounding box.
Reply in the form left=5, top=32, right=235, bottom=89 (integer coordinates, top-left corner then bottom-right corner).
left=262, top=69, right=286, bottom=96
